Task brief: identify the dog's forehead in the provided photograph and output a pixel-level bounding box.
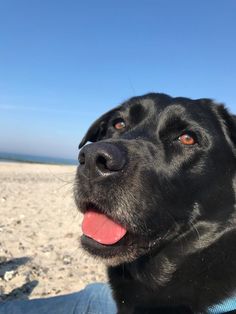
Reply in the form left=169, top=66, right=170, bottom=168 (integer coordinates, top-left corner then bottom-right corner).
left=158, top=102, right=208, bottom=119
left=119, top=95, right=214, bottom=123
left=119, top=97, right=156, bottom=114
left=116, top=95, right=224, bottom=137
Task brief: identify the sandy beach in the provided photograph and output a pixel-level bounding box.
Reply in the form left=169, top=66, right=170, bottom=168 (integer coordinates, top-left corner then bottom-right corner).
left=0, top=162, right=106, bottom=301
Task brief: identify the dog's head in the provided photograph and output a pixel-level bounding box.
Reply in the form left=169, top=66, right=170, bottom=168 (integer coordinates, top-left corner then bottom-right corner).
left=74, top=93, right=236, bottom=266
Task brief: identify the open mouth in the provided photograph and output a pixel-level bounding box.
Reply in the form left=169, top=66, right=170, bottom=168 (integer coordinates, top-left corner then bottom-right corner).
left=79, top=202, right=166, bottom=264
left=81, top=205, right=127, bottom=246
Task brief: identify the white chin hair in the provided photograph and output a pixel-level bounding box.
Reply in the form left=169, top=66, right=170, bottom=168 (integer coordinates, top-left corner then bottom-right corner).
left=96, top=250, right=139, bottom=267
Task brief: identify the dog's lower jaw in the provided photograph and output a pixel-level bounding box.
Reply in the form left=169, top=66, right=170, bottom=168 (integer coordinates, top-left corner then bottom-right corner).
left=80, top=230, right=167, bottom=267
left=88, top=251, right=141, bottom=267
left=81, top=242, right=148, bottom=267
left=103, top=253, right=139, bottom=267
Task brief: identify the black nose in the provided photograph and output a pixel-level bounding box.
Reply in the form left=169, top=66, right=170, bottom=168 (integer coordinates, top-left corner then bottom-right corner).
left=78, top=142, right=126, bottom=178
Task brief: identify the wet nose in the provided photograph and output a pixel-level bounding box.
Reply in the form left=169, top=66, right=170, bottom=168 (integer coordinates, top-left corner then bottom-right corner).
left=78, top=142, right=126, bottom=178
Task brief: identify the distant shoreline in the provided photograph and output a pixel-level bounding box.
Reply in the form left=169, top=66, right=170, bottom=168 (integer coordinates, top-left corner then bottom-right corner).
left=0, top=152, right=77, bottom=166
left=0, top=159, right=76, bottom=166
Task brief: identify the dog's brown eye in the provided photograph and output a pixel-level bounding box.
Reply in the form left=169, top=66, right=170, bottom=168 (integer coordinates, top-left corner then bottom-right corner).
left=113, top=119, right=126, bottom=130
left=178, top=134, right=196, bottom=145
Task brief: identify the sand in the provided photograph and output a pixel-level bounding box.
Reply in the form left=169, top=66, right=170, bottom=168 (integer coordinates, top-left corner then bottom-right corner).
left=0, top=162, right=107, bottom=301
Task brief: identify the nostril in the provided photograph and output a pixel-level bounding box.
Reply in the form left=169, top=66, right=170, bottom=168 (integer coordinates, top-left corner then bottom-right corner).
left=79, top=152, right=85, bottom=165
left=96, top=151, right=125, bottom=173
left=96, top=155, right=108, bottom=172
left=78, top=143, right=126, bottom=177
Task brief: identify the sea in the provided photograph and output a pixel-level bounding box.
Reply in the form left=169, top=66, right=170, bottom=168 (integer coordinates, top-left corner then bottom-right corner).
left=0, top=152, right=77, bottom=165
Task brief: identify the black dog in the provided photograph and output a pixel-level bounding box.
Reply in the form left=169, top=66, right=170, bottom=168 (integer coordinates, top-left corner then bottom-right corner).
left=74, top=93, right=236, bottom=313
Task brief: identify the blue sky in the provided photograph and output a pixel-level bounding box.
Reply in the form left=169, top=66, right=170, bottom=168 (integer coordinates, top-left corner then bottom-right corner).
left=1, top=0, right=236, bottom=159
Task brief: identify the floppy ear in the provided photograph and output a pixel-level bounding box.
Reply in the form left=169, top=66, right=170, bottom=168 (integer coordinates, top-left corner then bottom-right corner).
left=79, top=107, right=120, bottom=149
left=229, top=113, right=236, bottom=147
left=231, top=114, right=236, bottom=126
left=215, top=104, right=236, bottom=148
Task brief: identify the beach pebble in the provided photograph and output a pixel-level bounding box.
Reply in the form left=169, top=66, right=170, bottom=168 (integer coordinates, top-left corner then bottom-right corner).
left=3, top=271, right=15, bottom=282
left=62, top=255, right=73, bottom=265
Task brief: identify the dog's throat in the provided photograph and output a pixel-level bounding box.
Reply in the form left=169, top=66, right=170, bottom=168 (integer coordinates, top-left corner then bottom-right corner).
left=82, top=210, right=127, bottom=245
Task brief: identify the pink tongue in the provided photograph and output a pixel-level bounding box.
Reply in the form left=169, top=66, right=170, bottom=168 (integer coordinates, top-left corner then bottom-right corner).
left=82, top=210, right=127, bottom=245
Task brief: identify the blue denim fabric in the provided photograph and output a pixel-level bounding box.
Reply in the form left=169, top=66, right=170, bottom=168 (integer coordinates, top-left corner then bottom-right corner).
left=207, top=297, right=236, bottom=313
left=0, top=282, right=236, bottom=313
left=0, top=283, right=117, bottom=314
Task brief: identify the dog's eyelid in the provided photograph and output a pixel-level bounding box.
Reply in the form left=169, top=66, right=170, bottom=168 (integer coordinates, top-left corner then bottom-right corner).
left=180, top=130, right=196, bottom=136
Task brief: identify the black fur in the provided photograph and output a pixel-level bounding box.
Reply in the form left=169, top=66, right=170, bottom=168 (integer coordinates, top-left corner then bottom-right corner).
left=74, top=93, right=236, bottom=313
